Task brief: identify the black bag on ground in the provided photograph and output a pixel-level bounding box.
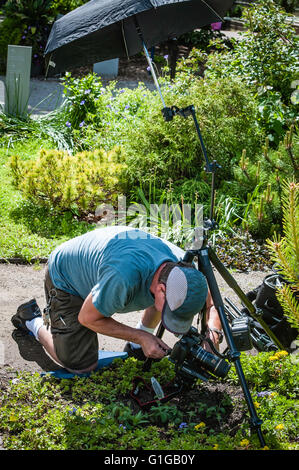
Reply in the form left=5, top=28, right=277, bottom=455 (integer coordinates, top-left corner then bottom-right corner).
left=245, top=273, right=298, bottom=349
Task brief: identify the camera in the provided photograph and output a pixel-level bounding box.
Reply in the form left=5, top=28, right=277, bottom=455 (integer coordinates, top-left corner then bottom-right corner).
left=169, top=326, right=231, bottom=385
left=230, top=316, right=253, bottom=351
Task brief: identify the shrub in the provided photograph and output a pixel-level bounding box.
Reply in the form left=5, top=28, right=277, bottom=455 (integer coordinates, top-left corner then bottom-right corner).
left=120, top=76, right=263, bottom=201
left=204, top=0, right=299, bottom=145
left=9, top=147, right=127, bottom=217
left=60, top=72, right=116, bottom=130
left=267, top=179, right=299, bottom=332
left=0, top=0, right=55, bottom=72
left=61, top=73, right=154, bottom=147
left=60, top=69, right=263, bottom=204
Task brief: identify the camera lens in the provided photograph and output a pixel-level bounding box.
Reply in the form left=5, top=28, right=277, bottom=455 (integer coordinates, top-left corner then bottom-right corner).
left=192, top=345, right=230, bottom=378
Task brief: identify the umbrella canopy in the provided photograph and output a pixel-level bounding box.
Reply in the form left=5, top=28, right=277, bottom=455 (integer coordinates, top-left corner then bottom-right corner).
left=45, top=0, right=234, bottom=73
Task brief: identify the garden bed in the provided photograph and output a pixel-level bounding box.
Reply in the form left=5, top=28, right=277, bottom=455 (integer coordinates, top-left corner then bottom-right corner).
left=0, top=351, right=298, bottom=451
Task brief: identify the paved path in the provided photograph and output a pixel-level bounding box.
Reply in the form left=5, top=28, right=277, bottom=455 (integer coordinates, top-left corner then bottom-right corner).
left=0, top=75, right=155, bottom=117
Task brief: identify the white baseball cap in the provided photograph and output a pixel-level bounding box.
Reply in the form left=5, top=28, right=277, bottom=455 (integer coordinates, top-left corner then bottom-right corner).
left=161, top=266, right=208, bottom=334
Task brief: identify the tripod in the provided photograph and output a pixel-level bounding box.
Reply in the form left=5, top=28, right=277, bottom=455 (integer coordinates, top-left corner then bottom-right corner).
left=136, top=30, right=289, bottom=445
left=141, top=104, right=273, bottom=447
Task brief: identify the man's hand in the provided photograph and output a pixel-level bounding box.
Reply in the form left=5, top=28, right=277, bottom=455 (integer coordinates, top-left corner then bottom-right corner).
left=203, top=328, right=220, bottom=352
left=78, top=293, right=170, bottom=358
left=139, top=331, right=170, bottom=359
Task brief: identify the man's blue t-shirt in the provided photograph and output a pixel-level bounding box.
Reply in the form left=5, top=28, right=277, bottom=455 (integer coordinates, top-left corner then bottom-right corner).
left=48, top=226, right=185, bottom=317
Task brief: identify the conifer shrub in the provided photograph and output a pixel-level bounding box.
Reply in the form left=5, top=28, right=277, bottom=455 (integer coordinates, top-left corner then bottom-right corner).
left=9, top=146, right=126, bottom=217
left=231, top=126, right=298, bottom=240
left=267, top=179, right=299, bottom=332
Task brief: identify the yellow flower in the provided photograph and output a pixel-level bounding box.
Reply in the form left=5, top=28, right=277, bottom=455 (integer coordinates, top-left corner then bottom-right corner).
left=276, top=351, right=288, bottom=358
left=262, top=446, right=270, bottom=450
left=275, top=424, right=284, bottom=431
left=254, top=401, right=260, bottom=408
left=269, top=351, right=288, bottom=362
left=213, top=444, right=219, bottom=450
left=194, top=422, right=206, bottom=430
left=270, top=392, right=278, bottom=398
left=9, top=414, right=18, bottom=422
left=240, top=439, right=250, bottom=447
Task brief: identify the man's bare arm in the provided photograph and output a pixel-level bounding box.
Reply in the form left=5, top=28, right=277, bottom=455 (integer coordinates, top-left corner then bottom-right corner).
left=78, top=293, right=170, bottom=358
left=204, top=289, right=223, bottom=350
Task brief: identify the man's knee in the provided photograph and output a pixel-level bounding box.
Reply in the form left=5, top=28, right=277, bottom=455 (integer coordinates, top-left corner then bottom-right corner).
left=66, top=360, right=98, bottom=374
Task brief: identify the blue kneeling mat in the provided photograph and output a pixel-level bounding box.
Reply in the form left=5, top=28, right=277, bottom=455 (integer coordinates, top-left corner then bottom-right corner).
left=40, top=350, right=128, bottom=379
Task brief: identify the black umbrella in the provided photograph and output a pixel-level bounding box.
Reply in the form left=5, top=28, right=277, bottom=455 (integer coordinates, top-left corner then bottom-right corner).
left=45, top=0, right=234, bottom=74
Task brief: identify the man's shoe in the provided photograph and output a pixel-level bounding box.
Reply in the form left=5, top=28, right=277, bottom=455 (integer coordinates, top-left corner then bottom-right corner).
left=11, top=299, right=42, bottom=332
left=123, top=342, right=146, bottom=361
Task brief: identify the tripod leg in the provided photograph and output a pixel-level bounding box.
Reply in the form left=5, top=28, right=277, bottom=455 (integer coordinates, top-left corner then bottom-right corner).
left=208, top=246, right=285, bottom=351
left=197, top=247, right=266, bottom=447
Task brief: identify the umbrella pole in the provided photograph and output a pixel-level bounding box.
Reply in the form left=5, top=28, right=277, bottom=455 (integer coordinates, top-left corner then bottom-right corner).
left=133, top=16, right=166, bottom=108
left=142, top=42, right=166, bottom=108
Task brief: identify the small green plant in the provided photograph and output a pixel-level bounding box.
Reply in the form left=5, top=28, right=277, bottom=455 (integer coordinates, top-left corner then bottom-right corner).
left=0, top=108, right=74, bottom=152
left=148, top=402, right=183, bottom=425
left=61, top=72, right=115, bottom=130
left=232, top=129, right=298, bottom=240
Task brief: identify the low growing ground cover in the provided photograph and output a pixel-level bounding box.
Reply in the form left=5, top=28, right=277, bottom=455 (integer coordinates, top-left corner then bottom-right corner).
left=0, top=352, right=298, bottom=450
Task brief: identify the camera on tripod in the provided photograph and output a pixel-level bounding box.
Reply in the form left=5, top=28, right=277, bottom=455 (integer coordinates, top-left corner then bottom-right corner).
left=230, top=315, right=253, bottom=351
left=169, top=326, right=231, bottom=385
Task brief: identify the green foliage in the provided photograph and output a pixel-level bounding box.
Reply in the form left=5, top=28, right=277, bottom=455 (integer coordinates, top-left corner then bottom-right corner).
left=9, top=146, right=127, bottom=216
left=50, top=0, right=89, bottom=16
left=61, top=73, right=154, bottom=149
left=60, top=70, right=262, bottom=204
left=205, top=0, right=299, bottom=145
left=0, top=108, right=74, bottom=151
left=0, top=352, right=298, bottom=450
left=228, top=350, right=298, bottom=396
left=3, top=0, right=54, bottom=24
left=179, top=25, right=232, bottom=53
left=0, top=137, right=91, bottom=261
left=1, top=0, right=54, bottom=70
left=0, top=17, right=23, bottom=68
left=1, top=0, right=298, bottom=250
left=61, top=72, right=116, bottom=130
left=232, top=128, right=299, bottom=239
left=276, top=0, right=297, bottom=12
left=117, top=76, right=262, bottom=199
left=267, top=180, right=299, bottom=331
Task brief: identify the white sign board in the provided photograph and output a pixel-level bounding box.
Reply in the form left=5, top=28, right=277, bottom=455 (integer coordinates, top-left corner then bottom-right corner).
left=5, top=45, right=32, bottom=117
